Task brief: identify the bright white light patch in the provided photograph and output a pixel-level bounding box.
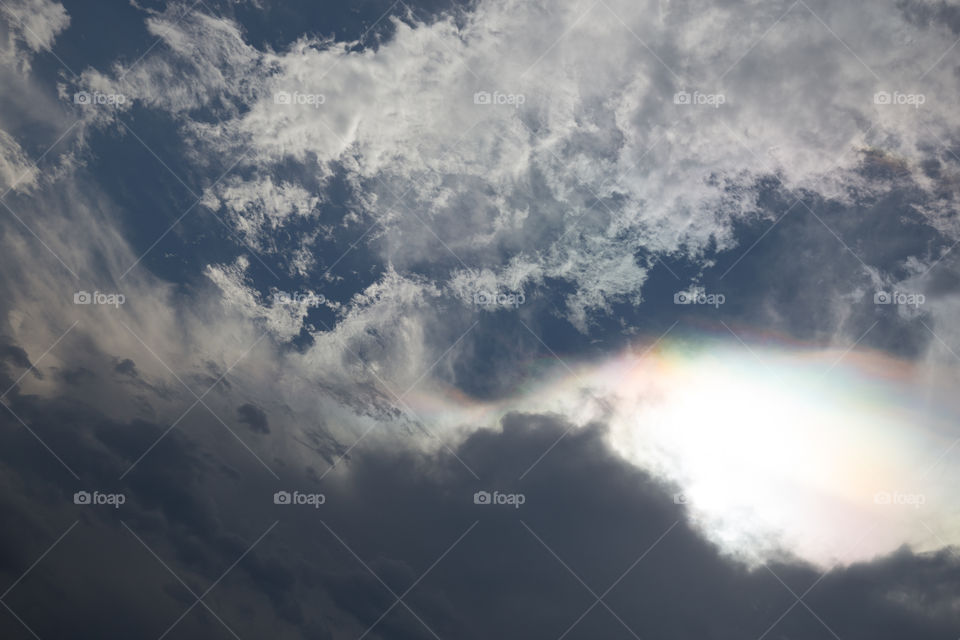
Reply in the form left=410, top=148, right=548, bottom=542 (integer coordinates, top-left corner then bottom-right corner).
left=407, top=337, right=960, bottom=567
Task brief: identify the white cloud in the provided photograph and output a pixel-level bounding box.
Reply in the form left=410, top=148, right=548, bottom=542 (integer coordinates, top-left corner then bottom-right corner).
left=0, top=128, right=38, bottom=192
left=96, top=6, right=260, bottom=114
left=201, top=174, right=319, bottom=266
left=0, top=0, right=69, bottom=72
left=86, top=0, right=960, bottom=334
left=205, top=256, right=313, bottom=341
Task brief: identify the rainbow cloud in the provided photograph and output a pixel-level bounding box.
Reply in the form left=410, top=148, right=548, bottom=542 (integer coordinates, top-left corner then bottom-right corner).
left=407, top=332, right=960, bottom=567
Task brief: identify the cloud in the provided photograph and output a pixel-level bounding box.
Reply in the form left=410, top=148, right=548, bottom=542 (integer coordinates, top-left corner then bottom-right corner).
left=0, top=9, right=958, bottom=638
left=0, top=128, right=39, bottom=192
left=205, top=256, right=314, bottom=340
left=72, top=0, right=960, bottom=340
left=200, top=173, right=322, bottom=275
left=1, top=400, right=958, bottom=638
left=201, top=174, right=319, bottom=244
left=0, top=0, right=69, bottom=72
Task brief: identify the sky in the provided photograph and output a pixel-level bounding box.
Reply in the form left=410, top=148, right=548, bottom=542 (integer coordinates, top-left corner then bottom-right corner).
left=1, top=0, right=960, bottom=637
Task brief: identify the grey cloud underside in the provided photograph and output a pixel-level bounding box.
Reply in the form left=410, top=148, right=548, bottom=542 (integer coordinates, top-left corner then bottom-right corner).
left=1, top=348, right=958, bottom=639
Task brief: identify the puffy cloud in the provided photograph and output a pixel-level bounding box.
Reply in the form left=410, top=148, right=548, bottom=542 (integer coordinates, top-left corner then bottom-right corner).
left=78, top=0, right=960, bottom=337
left=200, top=174, right=321, bottom=274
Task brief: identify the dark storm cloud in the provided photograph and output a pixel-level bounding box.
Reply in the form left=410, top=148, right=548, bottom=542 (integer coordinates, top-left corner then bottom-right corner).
left=2, top=382, right=957, bottom=640
left=0, top=376, right=269, bottom=637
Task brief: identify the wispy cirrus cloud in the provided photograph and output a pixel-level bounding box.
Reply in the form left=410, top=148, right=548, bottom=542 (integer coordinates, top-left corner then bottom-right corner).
left=0, top=0, right=69, bottom=72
